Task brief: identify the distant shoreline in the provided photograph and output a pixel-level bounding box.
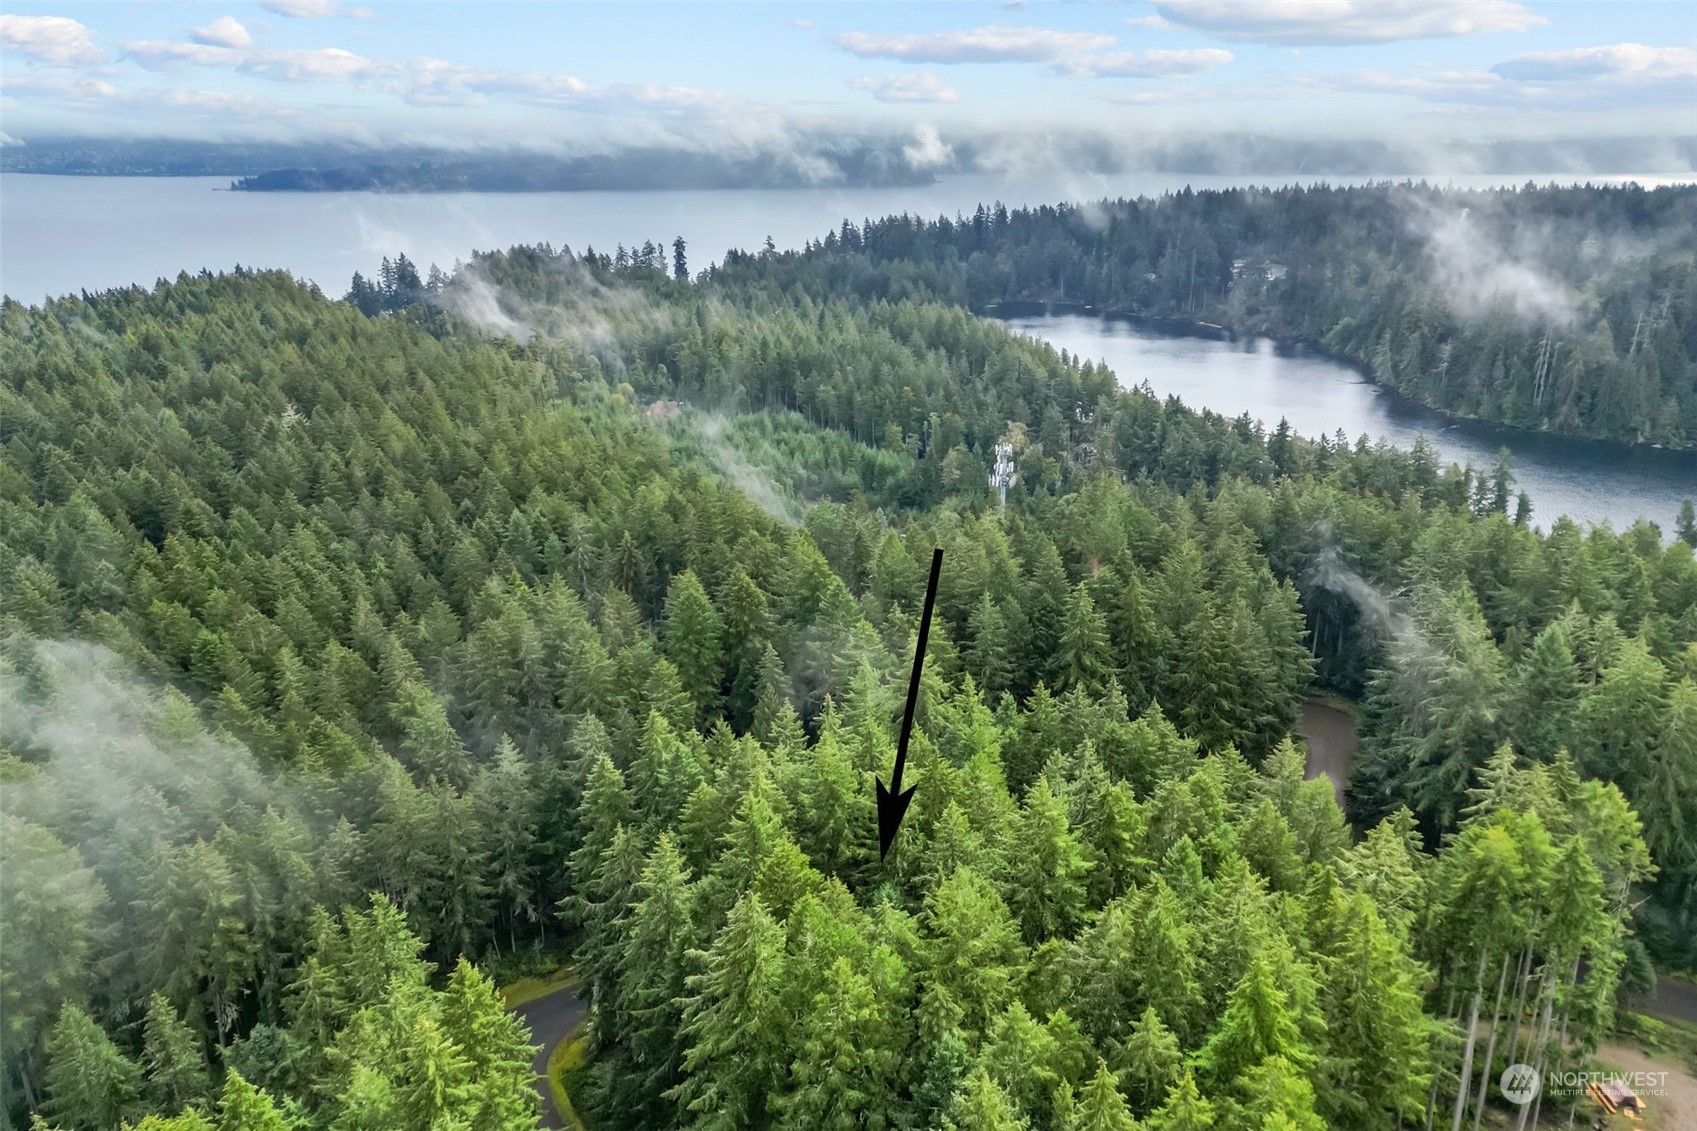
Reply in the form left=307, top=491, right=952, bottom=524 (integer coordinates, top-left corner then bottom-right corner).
left=987, top=300, right=1697, bottom=456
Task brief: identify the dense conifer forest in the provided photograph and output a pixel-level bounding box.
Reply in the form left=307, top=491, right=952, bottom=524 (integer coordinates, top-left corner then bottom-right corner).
left=2, top=210, right=1695, bottom=1130
left=705, top=182, right=1697, bottom=448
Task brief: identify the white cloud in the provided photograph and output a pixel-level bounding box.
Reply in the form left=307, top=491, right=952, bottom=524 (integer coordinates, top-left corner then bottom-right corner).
left=903, top=123, right=954, bottom=167
left=191, top=17, right=254, bottom=50
left=1154, top=1, right=1544, bottom=45
left=1098, top=84, right=1251, bottom=105
left=586, top=81, right=748, bottom=116
left=260, top=0, right=374, bottom=19
left=848, top=71, right=959, bottom=103
left=1125, top=16, right=1172, bottom=30
left=829, top=25, right=1116, bottom=64
left=0, top=69, right=305, bottom=124
left=0, top=15, right=106, bottom=67
left=1306, top=45, right=1697, bottom=110
left=125, top=40, right=381, bottom=82
left=122, top=41, right=243, bottom=70
left=0, top=71, right=120, bottom=103
left=1055, top=48, right=1233, bottom=78
left=790, top=18, right=814, bottom=30
left=1491, top=43, right=1697, bottom=82
left=152, top=86, right=310, bottom=118
left=246, top=47, right=378, bottom=81
left=398, top=59, right=741, bottom=116
left=106, top=29, right=747, bottom=117
left=1305, top=69, right=1504, bottom=100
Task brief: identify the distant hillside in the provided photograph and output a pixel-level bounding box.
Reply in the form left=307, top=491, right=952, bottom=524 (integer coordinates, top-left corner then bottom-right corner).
left=229, top=147, right=935, bottom=193
left=0, top=136, right=937, bottom=192
left=6, top=133, right=1694, bottom=190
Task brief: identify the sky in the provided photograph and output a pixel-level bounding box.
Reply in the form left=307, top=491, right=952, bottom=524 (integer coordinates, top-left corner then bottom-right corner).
left=1, top=1, right=1694, bottom=148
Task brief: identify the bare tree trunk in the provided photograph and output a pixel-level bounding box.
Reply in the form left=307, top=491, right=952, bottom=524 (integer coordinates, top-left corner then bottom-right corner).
left=1452, top=946, right=1490, bottom=1131
left=1504, top=944, right=1533, bottom=1070
left=1474, top=952, right=1512, bottom=1131
left=1544, top=956, right=1580, bottom=1131
left=1516, top=969, right=1560, bottom=1131
left=1428, top=985, right=1459, bottom=1131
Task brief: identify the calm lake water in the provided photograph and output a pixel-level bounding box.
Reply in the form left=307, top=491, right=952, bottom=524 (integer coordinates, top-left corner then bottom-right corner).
left=3, top=172, right=1691, bottom=532
left=1003, top=313, right=1696, bottom=533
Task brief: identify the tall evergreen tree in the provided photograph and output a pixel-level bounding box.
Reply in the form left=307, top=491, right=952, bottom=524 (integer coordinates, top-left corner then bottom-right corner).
left=1007, top=777, right=1091, bottom=944
left=672, top=893, right=788, bottom=1129
left=663, top=570, right=726, bottom=727
left=615, top=834, right=699, bottom=1124
left=42, top=1005, right=142, bottom=1131
left=141, top=993, right=211, bottom=1115
left=1055, top=586, right=1113, bottom=696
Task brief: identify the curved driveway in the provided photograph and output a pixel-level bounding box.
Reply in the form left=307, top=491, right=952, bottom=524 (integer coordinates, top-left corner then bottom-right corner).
left=512, top=985, right=589, bottom=1130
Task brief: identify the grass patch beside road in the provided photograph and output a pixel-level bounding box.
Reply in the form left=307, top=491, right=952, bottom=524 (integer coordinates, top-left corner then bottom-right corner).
left=498, top=966, right=578, bottom=1010
left=548, top=1033, right=590, bottom=1130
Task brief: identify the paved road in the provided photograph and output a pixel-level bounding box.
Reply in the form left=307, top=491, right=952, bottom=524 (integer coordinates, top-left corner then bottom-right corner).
left=1632, top=976, right=1697, bottom=1027
left=512, top=985, right=588, bottom=1130
left=1297, top=698, right=1357, bottom=808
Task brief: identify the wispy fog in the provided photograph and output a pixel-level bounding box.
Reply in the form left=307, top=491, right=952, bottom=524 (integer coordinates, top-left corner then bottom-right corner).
left=1403, top=195, right=1579, bottom=325
left=0, top=639, right=270, bottom=897
left=687, top=413, right=804, bottom=528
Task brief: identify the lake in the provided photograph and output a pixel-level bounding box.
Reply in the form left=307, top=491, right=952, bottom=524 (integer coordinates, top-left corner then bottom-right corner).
left=3, top=172, right=1691, bottom=532
left=1001, top=312, right=1696, bottom=534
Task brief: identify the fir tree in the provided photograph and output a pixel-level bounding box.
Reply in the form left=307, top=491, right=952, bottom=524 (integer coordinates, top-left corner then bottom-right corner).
left=672, top=892, right=788, bottom=1128
left=142, top=993, right=212, bottom=1114
left=1112, top=1007, right=1183, bottom=1116
left=1008, top=776, right=1092, bottom=944
left=663, top=570, right=726, bottom=727
left=1055, top=586, right=1113, bottom=696
left=215, top=1069, right=292, bottom=1131
left=1067, top=1060, right=1140, bottom=1131
left=1144, top=1069, right=1214, bottom=1131
left=42, top=1005, right=142, bottom=1131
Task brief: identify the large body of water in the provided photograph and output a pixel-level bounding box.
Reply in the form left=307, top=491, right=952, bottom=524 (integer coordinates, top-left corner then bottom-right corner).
left=1, top=171, right=1305, bottom=301
left=3, top=172, right=1691, bottom=532
left=1002, top=312, right=1696, bottom=533
left=4, top=170, right=1687, bottom=304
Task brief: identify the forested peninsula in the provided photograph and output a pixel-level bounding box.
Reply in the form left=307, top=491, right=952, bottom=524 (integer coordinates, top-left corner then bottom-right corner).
left=716, top=182, right=1697, bottom=449
left=227, top=146, right=934, bottom=193
left=3, top=207, right=1696, bottom=1131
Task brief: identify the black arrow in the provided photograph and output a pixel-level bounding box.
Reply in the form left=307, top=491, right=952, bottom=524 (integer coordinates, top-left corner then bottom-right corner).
left=877, top=546, right=943, bottom=860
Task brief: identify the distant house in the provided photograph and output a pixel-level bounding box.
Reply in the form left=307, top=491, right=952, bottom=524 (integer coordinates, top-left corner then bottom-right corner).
left=1228, top=259, right=1288, bottom=284
left=646, top=400, right=683, bottom=420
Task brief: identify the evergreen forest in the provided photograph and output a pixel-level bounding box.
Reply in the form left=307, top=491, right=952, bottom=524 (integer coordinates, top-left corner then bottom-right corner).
left=3, top=193, right=1696, bottom=1131
left=708, top=182, right=1697, bottom=448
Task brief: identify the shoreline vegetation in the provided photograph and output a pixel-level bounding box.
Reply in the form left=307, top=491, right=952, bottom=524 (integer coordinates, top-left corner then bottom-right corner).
left=724, top=183, right=1695, bottom=452
left=986, top=299, right=1694, bottom=456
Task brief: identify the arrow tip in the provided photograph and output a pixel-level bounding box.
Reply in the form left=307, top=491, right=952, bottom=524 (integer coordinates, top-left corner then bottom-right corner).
left=875, top=776, right=917, bottom=860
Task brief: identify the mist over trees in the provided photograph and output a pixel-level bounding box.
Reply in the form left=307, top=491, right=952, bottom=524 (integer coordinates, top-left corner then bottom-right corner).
left=1, top=213, right=1694, bottom=1130
left=707, top=182, right=1697, bottom=449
